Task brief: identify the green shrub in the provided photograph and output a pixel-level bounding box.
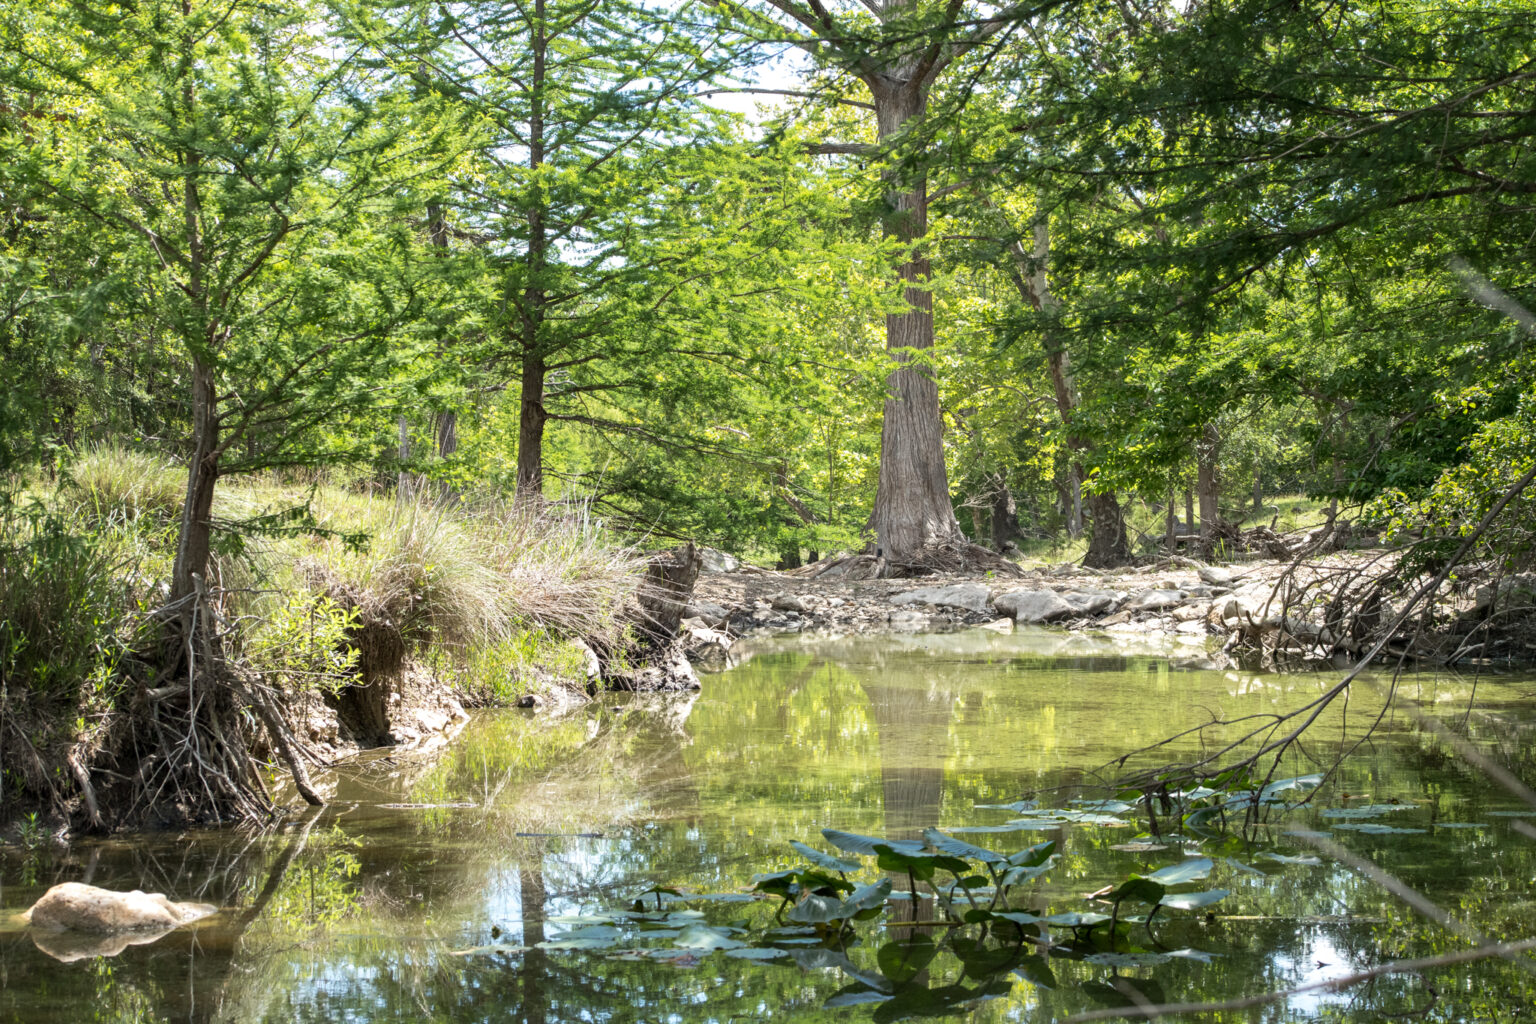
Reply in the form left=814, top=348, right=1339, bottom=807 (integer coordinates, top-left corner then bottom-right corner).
left=0, top=500, right=139, bottom=709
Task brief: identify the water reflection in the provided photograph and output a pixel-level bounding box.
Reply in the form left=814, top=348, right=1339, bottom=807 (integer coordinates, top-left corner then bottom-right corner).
left=1, top=628, right=1535, bottom=1022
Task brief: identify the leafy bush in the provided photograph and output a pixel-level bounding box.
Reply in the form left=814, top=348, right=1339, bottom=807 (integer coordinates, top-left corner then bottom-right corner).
left=0, top=499, right=140, bottom=710
left=240, top=591, right=359, bottom=697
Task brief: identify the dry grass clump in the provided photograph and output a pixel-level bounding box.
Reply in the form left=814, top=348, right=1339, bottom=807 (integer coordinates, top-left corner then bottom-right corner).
left=61, top=445, right=186, bottom=525
left=275, top=489, right=642, bottom=666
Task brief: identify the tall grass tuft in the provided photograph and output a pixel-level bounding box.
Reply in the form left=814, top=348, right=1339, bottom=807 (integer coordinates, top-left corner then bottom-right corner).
left=62, top=446, right=186, bottom=526
left=284, top=489, right=642, bottom=663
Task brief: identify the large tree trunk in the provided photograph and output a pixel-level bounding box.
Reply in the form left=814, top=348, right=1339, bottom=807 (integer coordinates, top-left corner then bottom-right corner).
left=865, top=77, right=964, bottom=565
left=1083, top=491, right=1130, bottom=568
left=513, top=0, right=549, bottom=506
left=171, top=357, right=219, bottom=603
left=515, top=352, right=545, bottom=501
left=1197, top=421, right=1222, bottom=538
left=989, top=472, right=1021, bottom=550
left=1009, top=217, right=1129, bottom=566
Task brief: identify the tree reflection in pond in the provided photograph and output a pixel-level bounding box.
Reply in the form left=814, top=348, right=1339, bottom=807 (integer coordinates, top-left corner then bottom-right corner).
left=2, top=630, right=1536, bottom=1022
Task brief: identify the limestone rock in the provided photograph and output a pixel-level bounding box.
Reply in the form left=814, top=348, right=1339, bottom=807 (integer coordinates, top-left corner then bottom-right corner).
left=25, top=883, right=216, bottom=935
left=977, top=617, right=1014, bottom=633
left=889, top=584, right=991, bottom=614
left=771, top=593, right=812, bottom=614
left=1058, top=589, right=1118, bottom=616
left=1172, top=602, right=1209, bottom=622
left=993, top=589, right=1075, bottom=623
left=1198, top=566, right=1238, bottom=587
left=889, top=608, right=928, bottom=631
left=700, top=548, right=741, bottom=573
left=683, top=601, right=730, bottom=628
left=1127, top=589, right=1185, bottom=612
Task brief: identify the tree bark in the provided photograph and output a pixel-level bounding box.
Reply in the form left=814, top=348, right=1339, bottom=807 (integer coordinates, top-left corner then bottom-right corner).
left=864, top=74, right=964, bottom=565
left=171, top=359, right=219, bottom=603
left=1197, top=421, right=1222, bottom=538
left=1006, top=217, right=1126, bottom=565
left=513, top=0, right=549, bottom=506
left=989, top=472, right=1021, bottom=550
left=515, top=352, right=545, bottom=501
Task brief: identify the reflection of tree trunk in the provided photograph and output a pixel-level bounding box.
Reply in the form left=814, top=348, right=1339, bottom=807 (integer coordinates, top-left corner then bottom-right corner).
left=863, top=680, right=951, bottom=924
left=520, top=863, right=548, bottom=1024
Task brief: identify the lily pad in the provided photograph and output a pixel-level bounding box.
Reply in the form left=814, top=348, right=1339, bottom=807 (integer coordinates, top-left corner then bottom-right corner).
left=1331, top=823, right=1426, bottom=834
left=674, top=925, right=745, bottom=950
left=1159, top=889, right=1229, bottom=910
left=1043, top=912, right=1112, bottom=928
left=1143, top=857, right=1213, bottom=886
left=1258, top=852, right=1322, bottom=866
left=1322, top=804, right=1414, bottom=819
left=923, top=828, right=1007, bottom=864
left=823, top=829, right=924, bottom=857
left=790, top=840, right=862, bottom=874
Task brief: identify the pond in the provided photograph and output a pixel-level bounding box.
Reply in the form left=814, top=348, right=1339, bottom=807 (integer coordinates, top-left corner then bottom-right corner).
left=3, top=627, right=1536, bottom=1022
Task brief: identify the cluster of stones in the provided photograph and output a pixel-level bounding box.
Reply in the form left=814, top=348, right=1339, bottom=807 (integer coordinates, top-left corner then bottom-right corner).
left=682, top=564, right=1315, bottom=654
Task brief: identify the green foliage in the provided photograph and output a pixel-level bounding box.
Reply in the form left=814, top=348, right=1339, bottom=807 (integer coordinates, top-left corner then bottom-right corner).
left=0, top=496, right=141, bottom=707
left=241, top=592, right=359, bottom=698
left=61, top=446, right=186, bottom=526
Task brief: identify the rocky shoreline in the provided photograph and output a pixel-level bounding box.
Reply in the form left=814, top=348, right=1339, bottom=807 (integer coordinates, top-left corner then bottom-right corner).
left=673, top=550, right=1516, bottom=669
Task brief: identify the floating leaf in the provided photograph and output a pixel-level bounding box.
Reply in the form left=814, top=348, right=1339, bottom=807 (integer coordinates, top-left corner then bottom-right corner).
left=1142, top=857, right=1213, bottom=886
left=823, top=829, right=924, bottom=857
left=1221, top=857, right=1265, bottom=877
left=975, top=800, right=1038, bottom=812
left=1043, top=912, right=1112, bottom=928
left=538, top=937, right=616, bottom=951
left=1321, top=804, right=1414, bottom=819
left=790, top=840, right=861, bottom=874
left=1109, top=842, right=1169, bottom=853
left=924, top=828, right=1007, bottom=864
left=673, top=925, right=745, bottom=950
left=1072, top=799, right=1139, bottom=813
left=1434, top=822, right=1486, bottom=829
left=824, top=988, right=892, bottom=1008
left=1258, top=852, right=1322, bottom=866
left=1259, top=775, right=1324, bottom=799
left=1159, top=889, right=1229, bottom=910
left=786, top=893, right=848, bottom=925
left=950, top=821, right=1066, bottom=833
left=1331, top=823, right=1426, bottom=834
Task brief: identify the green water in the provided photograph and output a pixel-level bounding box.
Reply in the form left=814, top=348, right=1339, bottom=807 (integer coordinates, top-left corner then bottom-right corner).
left=3, top=627, right=1536, bottom=1022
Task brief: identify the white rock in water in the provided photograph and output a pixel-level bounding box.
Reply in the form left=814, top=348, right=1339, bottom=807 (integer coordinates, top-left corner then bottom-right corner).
left=992, top=589, right=1075, bottom=623
left=889, top=608, right=929, bottom=630
left=24, top=883, right=216, bottom=934
left=889, top=583, right=991, bottom=614
left=1128, top=589, right=1185, bottom=611
left=977, top=617, right=1014, bottom=633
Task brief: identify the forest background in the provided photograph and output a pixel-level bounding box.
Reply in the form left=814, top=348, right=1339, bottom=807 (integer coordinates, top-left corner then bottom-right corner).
left=1, top=0, right=1533, bottom=827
